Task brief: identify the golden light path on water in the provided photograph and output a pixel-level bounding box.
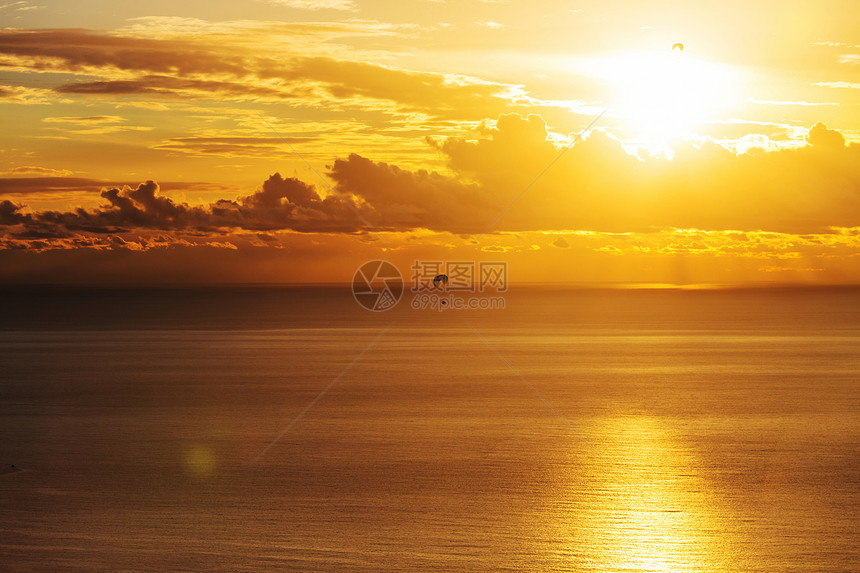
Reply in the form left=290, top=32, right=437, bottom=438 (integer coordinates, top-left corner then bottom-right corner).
left=548, top=416, right=733, bottom=572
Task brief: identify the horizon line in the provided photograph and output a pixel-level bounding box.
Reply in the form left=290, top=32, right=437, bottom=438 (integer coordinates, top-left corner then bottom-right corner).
left=1, top=281, right=859, bottom=291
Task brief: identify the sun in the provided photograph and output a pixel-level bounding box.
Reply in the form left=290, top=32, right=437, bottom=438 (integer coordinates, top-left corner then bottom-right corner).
left=580, top=50, right=740, bottom=151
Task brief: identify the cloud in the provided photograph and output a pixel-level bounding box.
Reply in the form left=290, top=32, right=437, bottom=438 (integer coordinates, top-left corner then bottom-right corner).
left=0, top=177, right=365, bottom=237
left=2, top=166, right=74, bottom=176
left=0, top=1, right=36, bottom=11
left=0, top=177, right=237, bottom=196
left=2, top=117, right=859, bottom=249
left=0, top=85, right=56, bottom=104
left=475, top=21, right=507, bottom=30
left=0, top=200, right=28, bottom=225
left=0, top=177, right=135, bottom=195
left=543, top=227, right=860, bottom=262
left=117, top=17, right=406, bottom=47
left=114, top=100, right=170, bottom=110
left=53, top=75, right=297, bottom=100
left=748, top=98, right=839, bottom=106
left=814, top=81, right=860, bottom=90
left=328, top=153, right=491, bottom=232
left=40, top=115, right=153, bottom=135
left=0, top=29, right=251, bottom=76
left=806, top=122, right=845, bottom=148
left=154, top=136, right=317, bottom=157
left=700, top=119, right=801, bottom=143
left=261, top=0, right=357, bottom=10
left=0, top=28, right=517, bottom=118
left=42, top=115, right=126, bottom=124
left=426, top=115, right=860, bottom=234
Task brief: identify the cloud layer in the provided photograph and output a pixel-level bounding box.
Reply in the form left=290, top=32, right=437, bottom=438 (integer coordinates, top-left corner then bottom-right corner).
left=1, top=117, right=858, bottom=254
left=0, top=28, right=515, bottom=119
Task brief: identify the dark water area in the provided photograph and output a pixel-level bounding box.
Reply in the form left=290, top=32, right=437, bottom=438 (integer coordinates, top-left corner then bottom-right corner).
left=0, top=286, right=857, bottom=571
left=0, top=284, right=857, bottom=332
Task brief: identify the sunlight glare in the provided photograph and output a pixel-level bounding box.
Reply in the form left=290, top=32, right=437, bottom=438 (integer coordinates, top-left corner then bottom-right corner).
left=580, top=51, right=739, bottom=150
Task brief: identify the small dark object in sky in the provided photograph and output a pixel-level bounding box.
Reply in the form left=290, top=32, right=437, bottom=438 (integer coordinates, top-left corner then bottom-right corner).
left=433, top=274, right=449, bottom=288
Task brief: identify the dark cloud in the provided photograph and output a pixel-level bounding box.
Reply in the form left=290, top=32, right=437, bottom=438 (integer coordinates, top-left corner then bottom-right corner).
left=0, top=177, right=133, bottom=196
left=273, top=57, right=508, bottom=115
left=54, top=75, right=305, bottom=100
left=0, top=200, right=29, bottom=225
left=0, top=28, right=514, bottom=117
left=0, top=177, right=236, bottom=195
left=42, top=116, right=124, bottom=124
left=328, top=153, right=492, bottom=233
left=0, top=29, right=251, bottom=76
left=154, top=136, right=316, bottom=157
left=232, top=172, right=363, bottom=232
left=0, top=177, right=365, bottom=239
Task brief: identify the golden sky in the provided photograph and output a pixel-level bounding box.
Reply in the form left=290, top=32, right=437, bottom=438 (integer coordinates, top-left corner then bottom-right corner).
left=1, top=0, right=858, bottom=284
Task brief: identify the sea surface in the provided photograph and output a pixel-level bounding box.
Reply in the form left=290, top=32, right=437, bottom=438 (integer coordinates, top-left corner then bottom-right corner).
left=0, top=286, right=858, bottom=572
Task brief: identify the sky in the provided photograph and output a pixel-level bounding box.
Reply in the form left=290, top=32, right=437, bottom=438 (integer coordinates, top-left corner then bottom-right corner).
left=0, top=0, right=858, bottom=285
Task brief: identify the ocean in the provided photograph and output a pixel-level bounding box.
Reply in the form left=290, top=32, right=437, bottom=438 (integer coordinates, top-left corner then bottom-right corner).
left=1, top=286, right=858, bottom=571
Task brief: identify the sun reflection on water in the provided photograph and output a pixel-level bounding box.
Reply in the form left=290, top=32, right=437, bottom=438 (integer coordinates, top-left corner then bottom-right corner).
left=555, top=417, right=727, bottom=572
